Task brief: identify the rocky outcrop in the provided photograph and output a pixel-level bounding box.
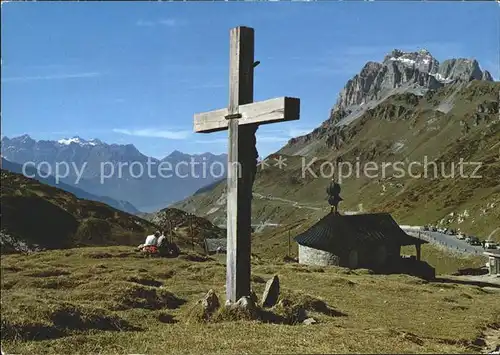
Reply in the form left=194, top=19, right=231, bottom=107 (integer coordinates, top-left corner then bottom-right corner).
left=437, top=58, right=489, bottom=83
left=146, top=207, right=225, bottom=241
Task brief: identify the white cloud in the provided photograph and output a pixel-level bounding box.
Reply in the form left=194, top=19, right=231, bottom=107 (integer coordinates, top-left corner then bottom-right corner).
left=136, top=20, right=155, bottom=27
left=1, top=72, right=101, bottom=83
left=287, top=127, right=313, bottom=137
left=194, top=126, right=314, bottom=145
left=257, top=135, right=290, bottom=143
left=263, top=126, right=315, bottom=138
left=136, top=18, right=184, bottom=27
left=195, top=138, right=227, bottom=144
left=113, top=128, right=192, bottom=140
left=158, top=19, right=178, bottom=27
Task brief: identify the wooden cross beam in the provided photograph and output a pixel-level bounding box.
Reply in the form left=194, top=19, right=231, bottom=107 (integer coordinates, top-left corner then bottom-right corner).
left=193, top=26, right=300, bottom=303
left=194, top=97, right=300, bottom=133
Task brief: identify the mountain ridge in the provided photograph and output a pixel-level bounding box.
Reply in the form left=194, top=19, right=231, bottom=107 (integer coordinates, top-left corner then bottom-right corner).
left=1, top=136, right=228, bottom=212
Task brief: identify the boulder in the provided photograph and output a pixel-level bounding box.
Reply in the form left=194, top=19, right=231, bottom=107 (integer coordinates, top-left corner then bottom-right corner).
left=233, top=296, right=256, bottom=313
left=219, top=296, right=259, bottom=321
left=303, top=317, right=317, bottom=325
left=201, top=289, right=220, bottom=315
left=262, top=275, right=280, bottom=308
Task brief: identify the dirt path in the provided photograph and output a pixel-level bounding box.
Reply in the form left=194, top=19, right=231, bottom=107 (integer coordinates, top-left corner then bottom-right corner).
left=253, top=192, right=362, bottom=214
left=253, top=193, right=324, bottom=211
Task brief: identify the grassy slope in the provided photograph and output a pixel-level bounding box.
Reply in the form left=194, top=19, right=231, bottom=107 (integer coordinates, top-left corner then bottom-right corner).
left=173, top=81, right=500, bottom=241
left=0, top=170, right=227, bottom=253
left=0, top=170, right=157, bottom=251
left=1, top=246, right=498, bottom=354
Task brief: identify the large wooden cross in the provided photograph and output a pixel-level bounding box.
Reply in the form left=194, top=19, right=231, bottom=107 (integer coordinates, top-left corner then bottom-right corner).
left=193, top=26, right=300, bottom=303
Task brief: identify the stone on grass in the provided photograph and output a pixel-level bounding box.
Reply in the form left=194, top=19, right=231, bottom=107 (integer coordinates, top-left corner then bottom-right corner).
left=201, top=289, right=220, bottom=315
left=220, top=296, right=258, bottom=321
left=303, top=317, right=317, bottom=325
left=232, top=296, right=256, bottom=313
left=262, top=275, right=280, bottom=308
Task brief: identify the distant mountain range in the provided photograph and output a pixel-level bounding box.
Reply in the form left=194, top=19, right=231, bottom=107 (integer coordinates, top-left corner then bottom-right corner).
left=1, top=135, right=227, bottom=212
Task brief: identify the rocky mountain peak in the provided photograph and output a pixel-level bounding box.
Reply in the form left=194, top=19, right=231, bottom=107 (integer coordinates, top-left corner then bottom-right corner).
left=383, top=48, right=439, bottom=75
left=162, top=149, right=191, bottom=162
left=330, top=49, right=493, bottom=126
left=3, top=134, right=34, bottom=144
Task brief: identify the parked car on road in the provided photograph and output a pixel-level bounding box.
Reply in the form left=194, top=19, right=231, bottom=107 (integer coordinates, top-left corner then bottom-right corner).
left=469, top=237, right=481, bottom=246
left=485, top=240, right=498, bottom=249
left=457, top=234, right=466, bottom=240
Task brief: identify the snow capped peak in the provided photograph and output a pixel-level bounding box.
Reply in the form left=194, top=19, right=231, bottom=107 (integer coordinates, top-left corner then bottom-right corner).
left=386, top=49, right=436, bottom=67
left=389, top=56, right=416, bottom=66
left=384, top=49, right=440, bottom=77
left=58, top=137, right=83, bottom=145
left=57, top=136, right=99, bottom=146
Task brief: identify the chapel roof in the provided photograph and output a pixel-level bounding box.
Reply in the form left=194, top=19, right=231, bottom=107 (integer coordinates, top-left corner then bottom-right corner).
left=295, top=212, right=427, bottom=252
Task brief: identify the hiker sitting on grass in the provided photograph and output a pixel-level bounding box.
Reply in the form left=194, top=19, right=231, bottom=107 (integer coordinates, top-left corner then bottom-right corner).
left=157, top=232, right=168, bottom=256
left=156, top=232, right=180, bottom=257
left=138, top=231, right=160, bottom=254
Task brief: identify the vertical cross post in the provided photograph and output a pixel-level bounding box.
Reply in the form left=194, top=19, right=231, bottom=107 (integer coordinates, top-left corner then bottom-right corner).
left=189, top=214, right=194, bottom=250
left=168, top=219, right=173, bottom=244
left=193, top=26, right=300, bottom=303
left=226, top=27, right=255, bottom=303
left=288, top=229, right=291, bottom=257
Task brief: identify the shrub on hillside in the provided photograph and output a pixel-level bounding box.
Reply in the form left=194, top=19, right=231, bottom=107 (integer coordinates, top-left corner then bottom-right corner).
left=1, top=196, right=78, bottom=249
left=74, top=218, right=112, bottom=245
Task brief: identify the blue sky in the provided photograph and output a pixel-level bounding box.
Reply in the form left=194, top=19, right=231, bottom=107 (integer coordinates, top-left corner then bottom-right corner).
left=2, top=1, right=499, bottom=159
